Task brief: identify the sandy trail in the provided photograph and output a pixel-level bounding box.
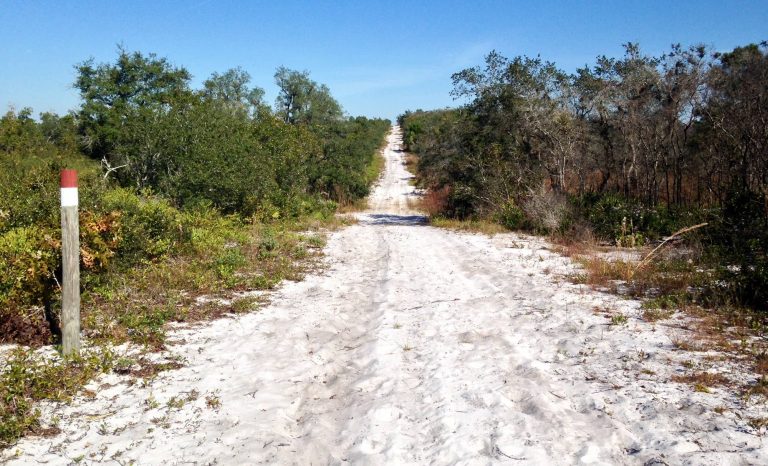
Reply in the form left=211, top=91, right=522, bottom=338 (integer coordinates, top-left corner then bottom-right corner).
left=5, top=127, right=766, bottom=465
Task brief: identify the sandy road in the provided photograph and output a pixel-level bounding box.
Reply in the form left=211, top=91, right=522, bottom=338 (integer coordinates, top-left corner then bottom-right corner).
left=5, top=127, right=766, bottom=465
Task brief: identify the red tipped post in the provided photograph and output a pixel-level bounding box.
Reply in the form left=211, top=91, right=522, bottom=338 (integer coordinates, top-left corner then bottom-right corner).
left=60, top=169, right=80, bottom=356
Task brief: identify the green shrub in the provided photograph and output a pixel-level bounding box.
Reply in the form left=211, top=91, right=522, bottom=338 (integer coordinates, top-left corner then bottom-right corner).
left=99, top=188, right=184, bottom=263
left=445, top=185, right=476, bottom=219
left=0, top=227, right=58, bottom=307
left=0, top=164, right=58, bottom=233
left=643, top=293, right=687, bottom=310
left=614, top=217, right=645, bottom=247
left=214, top=248, right=248, bottom=283
left=495, top=200, right=525, bottom=229
left=709, top=188, right=768, bottom=310
left=182, top=208, right=247, bottom=257
left=580, top=194, right=640, bottom=239
left=574, top=193, right=702, bottom=243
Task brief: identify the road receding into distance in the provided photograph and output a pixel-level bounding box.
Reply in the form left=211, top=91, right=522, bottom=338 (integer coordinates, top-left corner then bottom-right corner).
left=6, top=127, right=765, bottom=465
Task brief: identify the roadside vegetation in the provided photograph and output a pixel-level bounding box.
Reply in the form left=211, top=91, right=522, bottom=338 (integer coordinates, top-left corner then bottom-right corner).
left=0, top=48, right=388, bottom=447
left=399, top=41, right=767, bottom=312
left=400, top=41, right=768, bottom=392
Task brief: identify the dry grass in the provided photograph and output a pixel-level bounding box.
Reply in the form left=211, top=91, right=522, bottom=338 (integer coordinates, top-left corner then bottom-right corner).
left=429, top=216, right=508, bottom=235
left=336, top=198, right=370, bottom=213
left=666, top=307, right=768, bottom=399
left=754, top=353, right=768, bottom=375
left=409, top=185, right=508, bottom=235
left=406, top=195, right=424, bottom=213
left=747, top=416, right=768, bottom=433
left=570, top=250, right=706, bottom=309
left=574, top=257, right=637, bottom=285
left=672, top=371, right=731, bottom=393
left=550, top=230, right=597, bottom=253
left=421, top=186, right=451, bottom=216
left=745, top=377, right=768, bottom=399
left=114, top=357, right=185, bottom=379
left=559, top=238, right=768, bottom=400
left=682, top=306, right=767, bottom=353
left=671, top=336, right=713, bottom=352
left=642, top=307, right=675, bottom=322
left=403, top=153, right=419, bottom=176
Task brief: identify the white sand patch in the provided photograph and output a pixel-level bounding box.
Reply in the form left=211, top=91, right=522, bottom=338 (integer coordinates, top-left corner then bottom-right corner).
left=3, top=127, right=766, bottom=465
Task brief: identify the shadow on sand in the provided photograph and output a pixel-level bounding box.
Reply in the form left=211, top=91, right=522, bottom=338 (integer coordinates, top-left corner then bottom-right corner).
left=362, top=214, right=428, bottom=226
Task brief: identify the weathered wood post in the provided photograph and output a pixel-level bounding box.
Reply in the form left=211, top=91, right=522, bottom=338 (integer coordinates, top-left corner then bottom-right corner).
left=60, top=169, right=80, bottom=356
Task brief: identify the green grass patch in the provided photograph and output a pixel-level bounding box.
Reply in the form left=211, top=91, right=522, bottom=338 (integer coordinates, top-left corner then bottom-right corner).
left=364, top=149, right=386, bottom=187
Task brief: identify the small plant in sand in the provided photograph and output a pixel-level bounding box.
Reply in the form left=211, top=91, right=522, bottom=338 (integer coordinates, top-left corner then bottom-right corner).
left=231, top=296, right=260, bottom=314
left=205, top=393, right=222, bottom=410
left=144, top=394, right=160, bottom=410
left=610, top=314, right=628, bottom=326
left=744, top=376, right=768, bottom=400
left=150, top=415, right=170, bottom=429
left=0, top=347, right=116, bottom=448
left=166, top=396, right=186, bottom=410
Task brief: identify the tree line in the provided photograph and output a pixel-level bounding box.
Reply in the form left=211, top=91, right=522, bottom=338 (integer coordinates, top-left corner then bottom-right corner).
left=75, top=48, right=389, bottom=212
left=399, top=42, right=767, bottom=310
left=0, top=48, right=389, bottom=344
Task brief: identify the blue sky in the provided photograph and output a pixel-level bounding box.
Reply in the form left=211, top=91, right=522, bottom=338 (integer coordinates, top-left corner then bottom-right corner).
left=1, top=0, right=766, bottom=120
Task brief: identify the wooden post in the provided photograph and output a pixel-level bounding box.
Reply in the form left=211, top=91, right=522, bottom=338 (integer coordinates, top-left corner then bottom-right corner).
left=60, top=169, right=80, bottom=356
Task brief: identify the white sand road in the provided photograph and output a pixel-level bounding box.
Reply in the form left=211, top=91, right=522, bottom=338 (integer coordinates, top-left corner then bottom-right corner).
left=3, top=128, right=767, bottom=465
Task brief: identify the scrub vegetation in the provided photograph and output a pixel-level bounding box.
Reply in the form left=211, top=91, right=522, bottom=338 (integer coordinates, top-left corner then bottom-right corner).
left=0, top=48, right=388, bottom=447
left=399, top=41, right=768, bottom=314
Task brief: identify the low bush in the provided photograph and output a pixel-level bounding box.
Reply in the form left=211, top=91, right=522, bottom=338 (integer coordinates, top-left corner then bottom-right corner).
left=494, top=200, right=526, bottom=230
left=522, top=186, right=572, bottom=234
left=0, top=347, right=116, bottom=449
left=708, top=188, right=768, bottom=311
left=0, top=227, right=58, bottom=309
left=422, top=186, right=451, bottom=217
left=98, top=188, right=185, bottom=263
